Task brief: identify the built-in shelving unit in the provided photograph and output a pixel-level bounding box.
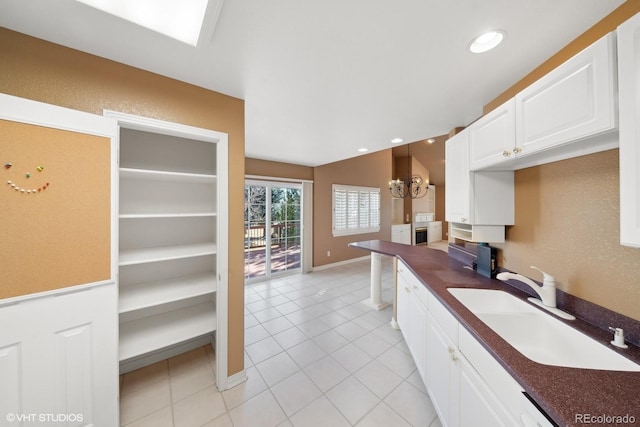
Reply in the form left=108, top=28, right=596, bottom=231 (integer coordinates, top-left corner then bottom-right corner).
left=117, top=127, right=221, bottom=373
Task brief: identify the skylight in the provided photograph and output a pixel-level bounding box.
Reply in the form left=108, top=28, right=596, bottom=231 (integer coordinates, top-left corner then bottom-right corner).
left=75, top=0, right=209, bottom=46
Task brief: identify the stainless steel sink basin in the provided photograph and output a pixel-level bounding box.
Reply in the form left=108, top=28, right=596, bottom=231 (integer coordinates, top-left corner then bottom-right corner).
left=448, top=288, right=640, bottom=372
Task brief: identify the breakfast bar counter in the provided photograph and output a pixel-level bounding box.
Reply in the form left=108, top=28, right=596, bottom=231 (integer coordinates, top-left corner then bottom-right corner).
left=349, top=240, right=640, bottom=427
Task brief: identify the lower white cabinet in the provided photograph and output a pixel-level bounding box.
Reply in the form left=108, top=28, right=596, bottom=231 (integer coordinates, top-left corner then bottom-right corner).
left=397, top=262, right=553, bottom=427
left=397, top=262, right=428, bottom=383
left=391, top=224, right=412, bottom=245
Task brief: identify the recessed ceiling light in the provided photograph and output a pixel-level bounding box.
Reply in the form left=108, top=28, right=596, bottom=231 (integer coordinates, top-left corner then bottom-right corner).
left=358, top=148, right=369, bottom=153
left=391, top=138, right=404, bottom=144
left=427, top=138, right=435, bottom=144
left=75, top=0, right=210, bottom=46
left=468, top=30, right=505, bottom=54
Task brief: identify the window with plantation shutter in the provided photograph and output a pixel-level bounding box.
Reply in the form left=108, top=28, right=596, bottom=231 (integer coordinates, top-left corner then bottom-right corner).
left=332, top=184, right=381, bottom=236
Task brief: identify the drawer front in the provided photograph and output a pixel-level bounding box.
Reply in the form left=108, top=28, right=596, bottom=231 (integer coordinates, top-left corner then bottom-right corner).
left=459, top=325, right=524, bottom=421
left=397, top=260, right=429, bottom=307
left=428, top=293, right=458, bottom=345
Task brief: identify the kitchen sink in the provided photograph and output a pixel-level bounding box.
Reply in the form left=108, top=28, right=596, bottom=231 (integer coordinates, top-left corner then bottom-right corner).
left=447, top=288, right=640, bottom=372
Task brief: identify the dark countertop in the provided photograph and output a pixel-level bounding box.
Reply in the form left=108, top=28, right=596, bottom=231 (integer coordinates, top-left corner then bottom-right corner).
left=349, top=240, right=640, bottom=427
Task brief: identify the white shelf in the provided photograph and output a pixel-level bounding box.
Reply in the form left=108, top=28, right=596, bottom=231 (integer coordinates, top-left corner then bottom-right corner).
left=120, top=167, right=216, bottom=184
left=450, top=223, right=505, bottom=243
left=120, top=212, right=217, bottom=219
left=119, top=301, right=217, bottom=361
left=119, top=243, right=217, bottom=266
left=119, top=272, right=217, bottom=314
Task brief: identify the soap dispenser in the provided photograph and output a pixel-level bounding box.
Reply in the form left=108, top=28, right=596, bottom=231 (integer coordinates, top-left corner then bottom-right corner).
left=609, top=327, right=629, bottom=349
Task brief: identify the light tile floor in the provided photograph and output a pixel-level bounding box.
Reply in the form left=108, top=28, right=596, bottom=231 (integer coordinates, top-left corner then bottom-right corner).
left=120, top=255, right=443, bottom=427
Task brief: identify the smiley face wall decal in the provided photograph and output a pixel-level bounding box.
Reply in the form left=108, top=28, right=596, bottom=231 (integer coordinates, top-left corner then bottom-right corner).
left=4, top=162, right=50, bottom=194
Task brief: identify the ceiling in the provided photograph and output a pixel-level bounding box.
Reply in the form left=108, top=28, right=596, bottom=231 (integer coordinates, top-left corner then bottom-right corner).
left=0, top=0, right=625, bottom=167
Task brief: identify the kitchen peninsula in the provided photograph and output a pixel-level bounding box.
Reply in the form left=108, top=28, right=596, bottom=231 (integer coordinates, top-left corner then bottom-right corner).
left=349, top=240, right=640, bottom=427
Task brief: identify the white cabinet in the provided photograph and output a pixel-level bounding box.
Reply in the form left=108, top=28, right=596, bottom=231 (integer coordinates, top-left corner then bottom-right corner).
left=426, top=293, right=518, bottom=427
left=391, top=224, right=412, bottom=245
left=618, top=12, right=640, bottom=248
left=397, top=261, right=429, bottom=383
left=470, top=99, right=516, bottom=171
left=445, top=129, right=470, bottom=224
left=426, top=311, right=458, bottom=426
left=514, top=32, right=618, bottom=163
left=468, top=33, right=618, bottom=173
left=445, top=129, right=514, bottom=243
left=396, top=263, right=544, bottom=427
left=111, top=112, right=228, bottom=383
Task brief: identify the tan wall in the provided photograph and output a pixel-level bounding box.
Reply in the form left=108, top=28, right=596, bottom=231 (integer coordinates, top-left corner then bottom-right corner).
left=0, top=28, right=246, bottom=374
left=406, top=136, right=448, bottom=236
left=483, top=1, right=640, bottom=321
left=494, top=150, right=640, bottom=320
left=314, top=150, right=393, bottom=266
left=245, top=157, right=314, bottom=181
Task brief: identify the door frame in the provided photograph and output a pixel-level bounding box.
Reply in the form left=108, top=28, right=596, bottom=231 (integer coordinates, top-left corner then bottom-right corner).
left=245, top=179, right=305, bottom=282
left=104, top=109, right=231, bottom=390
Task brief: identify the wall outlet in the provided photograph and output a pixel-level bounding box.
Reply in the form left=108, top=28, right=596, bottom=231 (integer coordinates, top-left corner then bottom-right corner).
left=327, top=251, right=331, bottom=257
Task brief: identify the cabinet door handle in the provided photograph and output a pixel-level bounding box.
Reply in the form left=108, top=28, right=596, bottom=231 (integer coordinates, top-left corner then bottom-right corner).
left=460, top=217, right=467, bottom=223
left=513, top=146, right=522, bottom=154
left=502, top=150, right=511, bottom=157
left=404, top=286, right=411, bottom=294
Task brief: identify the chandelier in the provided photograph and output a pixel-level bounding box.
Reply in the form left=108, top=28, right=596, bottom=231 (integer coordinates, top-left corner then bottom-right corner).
left=389, top=143, right=428, bottom=199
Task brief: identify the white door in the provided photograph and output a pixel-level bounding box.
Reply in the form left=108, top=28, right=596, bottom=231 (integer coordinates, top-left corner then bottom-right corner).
left=469, top=99, right=516, bottom=170
left=445, top=129, right=470, bottom=223
left=515, top=33, right=617, bottom=155
left=0, top=94, right=118, bottom=425
left=618, top=12, right=640, bottom=248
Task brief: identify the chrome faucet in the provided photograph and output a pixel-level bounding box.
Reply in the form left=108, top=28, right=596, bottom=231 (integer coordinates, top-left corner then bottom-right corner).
left=497, top=266, right=556, bottom=307
left=497, top=266, right=575, bottom=320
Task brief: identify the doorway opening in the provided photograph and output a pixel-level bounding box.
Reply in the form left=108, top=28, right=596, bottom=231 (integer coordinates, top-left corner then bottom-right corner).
left=244, top=180, right=302, bottom=281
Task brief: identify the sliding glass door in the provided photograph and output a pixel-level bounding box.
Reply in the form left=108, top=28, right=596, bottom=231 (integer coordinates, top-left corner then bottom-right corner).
left=244, top=181, right=302, bottom=281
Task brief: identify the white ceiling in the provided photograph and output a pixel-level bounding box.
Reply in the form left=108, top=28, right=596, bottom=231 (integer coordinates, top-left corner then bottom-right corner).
left=0, top=0, right=624, bottom=167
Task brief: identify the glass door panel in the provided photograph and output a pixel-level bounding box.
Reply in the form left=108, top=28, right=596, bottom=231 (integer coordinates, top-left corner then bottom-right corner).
left=245, top=182, right=302, bottom=281
left=244, top=185, right=268, bottom=279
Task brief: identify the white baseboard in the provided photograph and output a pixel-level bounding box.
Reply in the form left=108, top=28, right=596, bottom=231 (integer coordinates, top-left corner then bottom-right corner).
left=225, top=369, right=248, bottom=389
left=312, top=255, right=370, bottom=271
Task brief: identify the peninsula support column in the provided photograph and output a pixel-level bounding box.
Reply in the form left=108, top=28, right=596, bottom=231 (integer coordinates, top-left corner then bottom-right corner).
left=361, top=252, right=390, bottom=310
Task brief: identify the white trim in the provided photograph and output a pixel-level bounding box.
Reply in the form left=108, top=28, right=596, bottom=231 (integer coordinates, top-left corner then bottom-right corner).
left=312, top=255, right=371, bottom=271
left=103, top=110, right=230, bottom=390
left=226, top=369, right=248, bottom=389
left=0, top=93, right=116, bottom=137
left=332, top=184, right=381, bottom=237
left=245, top=174, right=313, bottom=184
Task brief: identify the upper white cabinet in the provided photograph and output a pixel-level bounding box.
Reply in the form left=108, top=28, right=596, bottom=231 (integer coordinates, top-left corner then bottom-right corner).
left=617, top=12, right=640, bottom=248
left=446, top=129, right=514, bottom=242
left=470, top=99, right=516, bottom=171
left=514, top=32, right=618, bottom=164
left=445, top=129, right=471, bottom=224
left=469, top=32, right=618, bottom=172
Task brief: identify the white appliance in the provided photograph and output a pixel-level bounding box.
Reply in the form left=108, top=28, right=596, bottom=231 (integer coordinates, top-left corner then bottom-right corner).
left=413, top=213, right=442, bottom=245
